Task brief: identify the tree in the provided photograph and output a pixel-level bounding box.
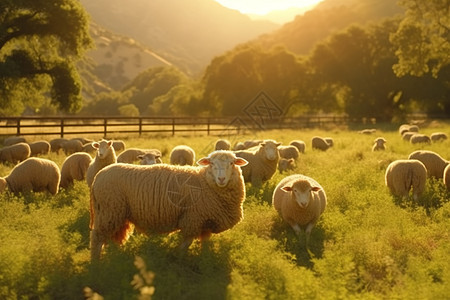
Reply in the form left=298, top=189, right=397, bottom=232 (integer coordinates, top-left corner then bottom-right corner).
left=0, top=0, right=92, bottom=115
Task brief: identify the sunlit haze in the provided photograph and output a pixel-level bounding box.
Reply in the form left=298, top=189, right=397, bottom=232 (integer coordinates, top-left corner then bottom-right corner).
left=214, top=0, right=323, bottom=15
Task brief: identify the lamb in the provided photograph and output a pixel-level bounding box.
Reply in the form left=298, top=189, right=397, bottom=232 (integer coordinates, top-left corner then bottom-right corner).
left=311, top=136, right=331, bottom=151
left=272, top=174, right=327, bottom=248
left=138, top=151, right=163, bottom=165
left=0, top=142, right=31, bottom=164
left=62, top=139, right=83, bottom=155
left=235, top=139, right=281, bottom=185
left=60, top=152, right=93, bottom=189
left=28, top=140, right=51, bottom=156
left=278, top=145, right=300, bottom=160
left=112, top=140, right=126, bottom=153
left=289, top=140, right=306, bottom=154
left=278, top=158, right=295, bottom=173
left=385, top=159, right=427, bottom=200
left=444, top=164, right=450, bottom=190
left=408, top=150, right=449, bottom=179
left=0, top=157, right=61, bottom=195
left=170, top=145, right=195, bottom=166
left=117, top=148, right=162, bottom=164
left=214, top=139, right=231, bottom=151
left=89, top=150, right=248, bottom=260
left=49, top=138, right=68, bottom=153
left=372, top=137, right=387, bottom=151
left=86, top=140, right=117, bottom=187
left=3, top=136, right=27, bottom=146
left=430, top=132, right=448, bottom=142
left=410, top=134, right=431, bottom=145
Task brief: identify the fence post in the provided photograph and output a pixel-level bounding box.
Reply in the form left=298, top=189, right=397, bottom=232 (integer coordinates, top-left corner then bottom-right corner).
left=138, top=117, right=142, bottom=136
left=60, top=119, right=64, bottom=137
left=207, top=118, right=210, bottom=135
left=16, top=118, right=21, bottom=135
left=103, top=118, right=107, bottom=137
left=172, top=118, right=175, bottom=136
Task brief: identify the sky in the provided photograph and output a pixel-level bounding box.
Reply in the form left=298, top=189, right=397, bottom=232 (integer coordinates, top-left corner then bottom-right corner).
left=214, top=0, right=324, bottom=15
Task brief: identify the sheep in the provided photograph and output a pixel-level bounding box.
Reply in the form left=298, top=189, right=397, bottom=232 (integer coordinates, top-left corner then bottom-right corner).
left=62, top=139, right=83, bottom=155
left=311, top=136, right=331, bottom=151
left=60, top=152, right=93, bottom=189
left=112, top=140, right=126, bottom=152
left=324, top=137, right=334, bottom=147
left=431, top=132, right=447, bottom=142
left=243, top=139, right=263, bottom=149
left=278, top=158, right=295, bottom=173
left=233, top=142, right=245, bottom=151
left=372, top=137, right=387, bottom=151
left=289, top=140, right=306, bottom=154
left=272, top=174, right=327, bottom=248
left=399, top=124, right=419, bottom=136
left=86, top=140, right=117, bottom=187
left=49, top=138, right=68, bottom=153
left=117, top=148, right=162, bottom=164
left=359, top=129, right=377, bottom=134
left=408, top=150, right=449, bottom=179
left=170, top=145, right=195, bottom=166
left=385, top=159, right=427, bottom=200
left=444, top=164, right=450, bottom=190
left=0, top=157, right=60, bottom=195
left=214, top=139, right=231, bottom=151
left=28, top=140, right=51, bottom=156
left=235, top=139, right=281, bottom=185
left=410, top=134, right=431, bottom=145
left=0, top=143, right=31, bottom=165
left=138, top=151, right=162, bottom=165
left=82, top=142, right=97, bottom=155
left=402, top=132, right=415, bottom=142
left=3, top=136, right=27, bottom=146
left=278, top=145, right=300, bottom=160
left=71, top=137, right=93, bottom=145
left=89, top=150, right=248, bottom=260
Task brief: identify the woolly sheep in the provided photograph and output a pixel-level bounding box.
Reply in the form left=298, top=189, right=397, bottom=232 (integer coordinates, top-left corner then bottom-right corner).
left=170, top=145, right=196, bottom=166
left=324, top=137, right=334, bottom=147
left=399, top=124, right=419, bottom=136
left=214, top=139, right=231, bottom=151
left=444, top=164, right=450, bottom=190
left=117, top=148, right=156, bottom=164
left=289, top=140, right=306, bottom=154
left=0, top=143, right=31, bottom=164
left=359, top=129, right=377, bottom=134
left=0, top=157, right=60, bottom=195
left=60, top=152, right=93, bottom=189
left=430, top=132, right=447, bottom=142
left=235, top=139, right=281, bottom=185
left=278, top=158, right=295, bottom=173
left=243, top=140, right=263, bottom=149
left=272, top=174, right=327, bottom=247
left=28, top=140, right=51, bottom=156
left=385, top=159, right=427, bottom=200
left=3, top=136, right=27, bottom=146
left=86, top=140, right=117, bottom=187
left=82, top=142, right=97, bottom=155
left=408, top=150, right=449, bottom=179
left=233, top=142, right=245, bottom=151
left=89, top=150, right=248, bottom=260
left=311, top=136, right=331, bottom=151
left=49, top=138, right=68, bottom=153
left=71, top=137, right=93, bottom=145
left=372, top=137, right=387, bottom=151
left=112, top=140, right=126, bottom=152
left=402, top=132, right=415, bottom=142
left=410, top=134, right=431, bottom=145
left=62, top=139, right=83, bottom=155
left=278, top=145, right=300, bottom=160
left=138, top=151, right=163, bottom=165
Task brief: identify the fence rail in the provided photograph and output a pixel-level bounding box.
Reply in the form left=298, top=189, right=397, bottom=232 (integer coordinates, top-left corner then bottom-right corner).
left=0, top=115, right=350, bottom=138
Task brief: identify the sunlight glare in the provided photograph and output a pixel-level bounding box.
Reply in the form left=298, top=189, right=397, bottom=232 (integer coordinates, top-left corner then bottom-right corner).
left=214, top=0, right=324, bottom=15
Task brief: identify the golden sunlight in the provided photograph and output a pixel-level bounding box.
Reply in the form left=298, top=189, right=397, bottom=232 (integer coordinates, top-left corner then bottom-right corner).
left=214, top=0, right=324, bottom=15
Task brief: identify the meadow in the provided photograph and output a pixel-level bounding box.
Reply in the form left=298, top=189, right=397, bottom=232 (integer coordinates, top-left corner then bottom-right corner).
left=0, top=121, right=449, bottom=299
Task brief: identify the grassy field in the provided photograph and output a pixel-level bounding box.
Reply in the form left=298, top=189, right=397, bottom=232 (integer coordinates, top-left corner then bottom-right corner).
left=0, top=121, right=449, bottom=299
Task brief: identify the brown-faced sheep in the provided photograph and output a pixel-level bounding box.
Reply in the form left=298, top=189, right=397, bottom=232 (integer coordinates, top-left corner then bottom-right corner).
left=0, top=157, right=60, bottom=195
left=385, top=159, right=427, bottom=200
left=28, top=141, right=51, bottom=156
left=408, top=150, right=449, bottom=179
left=372, top=137, right=387, bottom=151
left=214, top=139, right=231, bottom=151
left=170, top=145, right=195, bottom=166
left=89, top=151, right=248, bottom=260
left=410, top=134, right=431, bottom=145
left=86, top=140, right=117, bottom=188
left=278, top=158, right=295, bottom=173
left=60, top=152, right=93, bottom=189
left=0, top=143, right=31, bottom=164
left=278, top=145, right=300, bottom=160
left=430, top=132, right=447, bottom=142
left=289, top=140, right=306, bottom=154
left=272, top=174, right=327, bottom=247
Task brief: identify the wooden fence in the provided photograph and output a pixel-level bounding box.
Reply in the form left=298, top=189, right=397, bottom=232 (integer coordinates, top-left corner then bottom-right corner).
left=0, top=115, right=350, bottom=138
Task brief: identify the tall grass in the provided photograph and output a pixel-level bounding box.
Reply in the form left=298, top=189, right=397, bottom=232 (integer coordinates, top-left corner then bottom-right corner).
left=0, top=121, right=449, bottom=299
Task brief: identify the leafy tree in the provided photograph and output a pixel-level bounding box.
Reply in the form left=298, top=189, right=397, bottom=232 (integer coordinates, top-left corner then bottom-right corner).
left=0, top=0, right=92, bottom=115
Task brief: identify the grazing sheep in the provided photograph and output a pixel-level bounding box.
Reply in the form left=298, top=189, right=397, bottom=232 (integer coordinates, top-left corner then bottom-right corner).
left=385, top=159, right=427, bottom=200
left=243, top=140, right=263, bottom=149
left=278, top=145, right=300, bottom=160
left=444, top=164, right=450, bottom=190
left=49, top=138, right=68, bottom=153
left=0, top=143, right=31, bottom=164
left=0, top=157, right=60, bottom=195
left=289, top=140, right=306, bottom=154
left=324, top=137, right=334, bottom=147
left=60, top=153, right=93, bottom=189
left=118, top=148, right=148, bottom=164
left=62, top=139, right=83, bottom=155
left=82, top=142, right=96, bottom=155
left=431, top=132, right=447, bottom=142
left=408, top=150, right=449, bottom=179
left=138, top=151, right=163, bottom=165
left=311, top=136, right=331, bottom=151
left=402, top=132, right=415, bottom=142
left=3, top=136, right=27, bottom=146
left=89, top=150, right=248, bottom=260
left=28, top=141, right=51, bottom=156
left=233, top=142, right=245, bottom=151
left=278, top=158, right=295, bottom=173
left=214, top=139, right=231, bottom=151
left=410, top=134, right=431, bottom=145
left=235, top=139, right=281, bottom=185
left=71, top=137, right=93, bottom=145
left=86, top=140, right=117, bottom=187
left=359, top=129, right=377, bottom=134
left=170, top=145, right=195, bottom=166
left=372, top=137, right=387, bottom=151
left=112, top=140, right=126, bottom=152
left=399, top=124, right=419, bottom=136
left=272, top=174, right=327, bottom=247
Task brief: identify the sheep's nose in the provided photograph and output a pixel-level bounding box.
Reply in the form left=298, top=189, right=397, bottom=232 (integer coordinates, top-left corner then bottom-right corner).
left=218, top=177, right=225, bottom=184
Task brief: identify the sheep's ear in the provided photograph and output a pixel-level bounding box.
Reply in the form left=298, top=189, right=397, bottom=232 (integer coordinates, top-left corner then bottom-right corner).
left=289, top=158, right=295, bottom=162
left=281, top=186, right=293, bottom=192
left=92, top=142, right=100, bottom=149
left=276, top=142, right=282, bottom=147
left=311, top=187, right=321, bottom=192
left=197, top=157, right=210, bottom=166
left=234, top=157, right=248, bottom=166
left=107, top=140, right=113, bottom=147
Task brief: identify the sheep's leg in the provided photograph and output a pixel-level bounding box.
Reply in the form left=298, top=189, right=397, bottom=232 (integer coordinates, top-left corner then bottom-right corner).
left=305, top=223, right=315, bottom=258
left=90, top=229, right=104, bottom=260
left=291, top=223, right=302, bottom=236
left=178, top=236, right=194, bottom=251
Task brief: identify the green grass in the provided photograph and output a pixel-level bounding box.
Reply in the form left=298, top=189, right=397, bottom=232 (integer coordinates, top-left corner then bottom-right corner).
left=1, top=121, right=450, bottom=299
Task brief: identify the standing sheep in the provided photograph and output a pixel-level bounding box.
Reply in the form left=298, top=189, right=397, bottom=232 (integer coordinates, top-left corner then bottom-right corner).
left=112, top=140, right=126, bottom=153
left=278, top=145, right=300, bottom=160
left=278, top=158, right=295, bottom=173
left=86, top=140, right=117, bottom=188
left=402, top=132, right=415, bottom=142
left=311, top=136, right=331, bottom=151
left=289, top=140, right=306, bottom=154
left=118, top=148, right=162, bottom=164
left=444, top=164, right=450, bottom=191
left=170, top=145, right=196, bottom=166
left=235, top=139, right=281, bottom=185
left=89, top=151, right=248, bottom=260
left=408, top=150, right=449, bottom=179
left=49, top=138, right=68, bottom=153
left=3, top=136, right=27, bottom=146
left=138, top=151, right=163, bottom=165
left=28, top=141, right=51, bottom=156
left=410, top=134, right=431, bottom=145
left=62, top=139, right=83, bottom=155
left=272, top=174, right=327, bottom=248
left=60, top=152, right=93, bottom=189
left=0, top=157, right=61, bottom=195
left=372, top=137, right=387, bottom=151
left=430, top=132, right=447, bottom=142
left=0, top=143, right=31, bottom=165
left=385, top=159, right=427, bottom=200
left=214, top=139, right=231, bottom=151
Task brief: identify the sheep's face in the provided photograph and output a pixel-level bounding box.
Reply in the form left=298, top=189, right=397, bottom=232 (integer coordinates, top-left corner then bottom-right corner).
left=282, top=180, right=321, bottom=208
left=261, top=140, right=281, bottom=161
left=375, top=138, right=386, bottom=146
left=138, top=153, right=160, bottom=165
left=93, top=140, right=113, bottom=159
left=198, top=151, right=248, bottom=187
left=278, top=158, right=295, bottom=173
